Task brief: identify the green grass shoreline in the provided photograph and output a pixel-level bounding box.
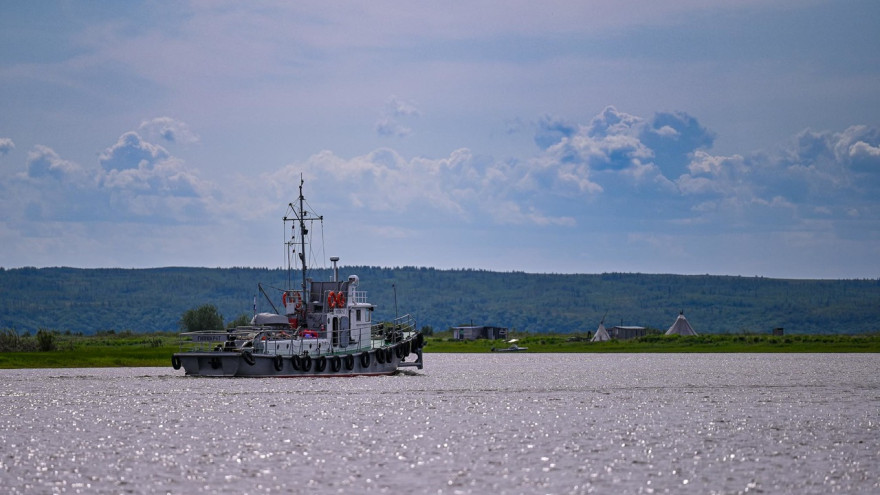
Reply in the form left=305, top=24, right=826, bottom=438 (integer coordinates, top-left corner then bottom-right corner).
left=1, top=332, right=878, bottom=369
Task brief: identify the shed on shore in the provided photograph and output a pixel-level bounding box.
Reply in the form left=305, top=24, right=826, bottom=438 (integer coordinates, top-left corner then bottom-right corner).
left=452, top=325, right=508, bottom=340
left=610, top=325, right=647, bottom=339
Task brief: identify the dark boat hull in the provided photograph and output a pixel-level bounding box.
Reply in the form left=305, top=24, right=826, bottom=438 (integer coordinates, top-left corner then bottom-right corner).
left=173, top=339, right=423, bottom=377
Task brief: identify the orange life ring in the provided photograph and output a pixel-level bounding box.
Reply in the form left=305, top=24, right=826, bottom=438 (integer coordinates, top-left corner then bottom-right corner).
left=336, top=292, right=345, bottom=307
left=327, top=291, right=336, bottom=309
left=283, top=291, right=303, bottom=310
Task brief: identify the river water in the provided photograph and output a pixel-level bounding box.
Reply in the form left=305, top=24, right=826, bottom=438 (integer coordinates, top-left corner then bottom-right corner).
left=1, top=354, right=877, bottom=494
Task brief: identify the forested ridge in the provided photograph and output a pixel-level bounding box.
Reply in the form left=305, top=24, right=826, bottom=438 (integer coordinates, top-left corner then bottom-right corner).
left=1, top=266, right=878, bottom=335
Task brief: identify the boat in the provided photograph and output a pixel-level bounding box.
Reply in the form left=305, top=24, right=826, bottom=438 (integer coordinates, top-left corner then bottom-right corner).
left=491, top=345, right=528, bottom=352
left=491, top=339, right=528, bottom=352
left=171, top=177, right=424, bottom=377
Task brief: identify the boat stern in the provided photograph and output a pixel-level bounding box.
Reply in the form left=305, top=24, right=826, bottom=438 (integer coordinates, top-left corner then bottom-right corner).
left=173, top=352, right=241, bottom=377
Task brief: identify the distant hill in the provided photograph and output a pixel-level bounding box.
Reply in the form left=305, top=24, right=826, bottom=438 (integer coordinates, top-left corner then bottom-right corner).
left=1, top=267, right=878, bottom=335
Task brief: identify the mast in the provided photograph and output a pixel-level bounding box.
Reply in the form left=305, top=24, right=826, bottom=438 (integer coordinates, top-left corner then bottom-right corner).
left=283, top=175, right=322, bottom=324
left=298, top=176, right=308, bottom=296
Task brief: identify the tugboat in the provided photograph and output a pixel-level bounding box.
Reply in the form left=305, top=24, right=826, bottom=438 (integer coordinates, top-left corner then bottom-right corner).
left=171, top=177, right=424, bottom=377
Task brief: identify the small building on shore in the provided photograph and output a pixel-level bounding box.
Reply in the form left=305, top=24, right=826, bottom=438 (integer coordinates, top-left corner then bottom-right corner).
left=592, top=317, right=647, bottom=341
left=452, top=325, right=508, bottom=341
left=609, top=326, right=648, bottom=340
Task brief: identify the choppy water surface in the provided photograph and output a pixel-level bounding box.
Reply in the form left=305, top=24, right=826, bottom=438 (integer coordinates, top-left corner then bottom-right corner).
left=1, top=354, right=878, bottom=494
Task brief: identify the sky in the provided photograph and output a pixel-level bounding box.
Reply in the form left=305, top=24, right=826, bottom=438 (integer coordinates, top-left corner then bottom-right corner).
left=1, top=1, right=879, bottom=279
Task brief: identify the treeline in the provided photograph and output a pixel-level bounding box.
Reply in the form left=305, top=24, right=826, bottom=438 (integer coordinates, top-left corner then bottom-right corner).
left=1, top=266, right=878, bottom=335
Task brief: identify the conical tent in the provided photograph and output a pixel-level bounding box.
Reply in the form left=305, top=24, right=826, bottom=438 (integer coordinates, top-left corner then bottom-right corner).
left=665, top=312, right=697, bottom=336
left=592, top=322, right=611, bottom=342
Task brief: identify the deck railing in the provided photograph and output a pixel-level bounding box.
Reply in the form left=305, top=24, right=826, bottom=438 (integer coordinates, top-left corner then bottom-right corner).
left=178, top=312, right=418, bottom=355
left=349, top=289, right=369, bottom=305
left=370, top=313, right=416, bottom=348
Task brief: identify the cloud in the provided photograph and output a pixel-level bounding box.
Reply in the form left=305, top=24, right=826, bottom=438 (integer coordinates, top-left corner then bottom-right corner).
left=138, top=117, right=200, bottom=144
left=640, top=111, right=715, bottom=178
left=3, top=105, right=878, bottom=276
left=675, top=124, right=880, bottom=235
left=99, top=132, right=170, bottom=171
left=0, top=138, right=14, bottom=155
left=386, top=96, right=420, bottom=117
left=830, top=126, right=880, bottom=181
left=653, top=125, right=679, bottom=138
left=9, top=107, right=877, bottom=243
left=375, top=117, right=412, bottom=138
left=101, top=156, right=201, bottom=199
left=3, top=129, right=214, bottom=227
left=528, top=106, right=676, bottom=197
left=537, top=107, right=652, bottom=175
left=780, top=126, right=880, bottom=194
left=375, top=96, right=420, bottom=138
left=95, top=133, right=211, bottom=221
left=25, top=145, right=83, bottom=180
left=255, top=106, right=880, bottom=243
left=522, top=107, right=880, bottom=245
left=7, top=146, right=99, bottom=223
left=586, top=106, right=645, bottom=138
left=249, top=145, right=575, bottom=230
left=539, top=108, right=714, bottom=183
left=534, top=115, right=576, bottom=150
left=252, top=106, right=720, bottom=231
left=849, top=140, right=880, bottom=165
left=780, top=126, right=880, bottom=187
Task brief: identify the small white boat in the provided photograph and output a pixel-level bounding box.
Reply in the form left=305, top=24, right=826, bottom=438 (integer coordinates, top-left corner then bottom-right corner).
left=491, top=339, right=528, bottom=352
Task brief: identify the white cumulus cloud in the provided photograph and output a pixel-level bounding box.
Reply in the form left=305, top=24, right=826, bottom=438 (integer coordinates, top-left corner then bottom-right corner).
left=3, top=129, right=215, bottom=227
left=99, top=132, right=170, bottom=171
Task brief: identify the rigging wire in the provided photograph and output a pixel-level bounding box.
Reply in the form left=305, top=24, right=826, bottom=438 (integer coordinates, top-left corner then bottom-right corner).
left=302, top=196, right=327, bottom=271
left=307, top=220, right=319, bottom=272
left=320, top=218, right=326, bottom=270
left=284, top=212, right=289, bottom=290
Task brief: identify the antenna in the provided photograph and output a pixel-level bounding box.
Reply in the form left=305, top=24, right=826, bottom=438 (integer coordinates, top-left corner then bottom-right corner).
left=330, top=256, right=339, bottom=282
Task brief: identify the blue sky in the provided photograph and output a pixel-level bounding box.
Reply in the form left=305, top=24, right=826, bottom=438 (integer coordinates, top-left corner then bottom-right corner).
left=1, top=1, right=878, bottom=279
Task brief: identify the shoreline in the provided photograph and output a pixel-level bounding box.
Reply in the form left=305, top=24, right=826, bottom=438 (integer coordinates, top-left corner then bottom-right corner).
left=1, top=333, right=878, bottom=369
